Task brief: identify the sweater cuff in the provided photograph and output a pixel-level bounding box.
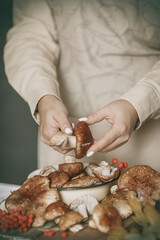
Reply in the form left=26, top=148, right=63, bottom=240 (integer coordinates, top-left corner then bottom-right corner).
left=119, top=82, right=160, bottom=129
left=28, top=86, right=61, bottom=125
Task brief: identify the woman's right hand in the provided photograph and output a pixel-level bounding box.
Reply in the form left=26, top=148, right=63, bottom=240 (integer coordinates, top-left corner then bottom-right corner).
left=37, top=95, right=73, bottom=153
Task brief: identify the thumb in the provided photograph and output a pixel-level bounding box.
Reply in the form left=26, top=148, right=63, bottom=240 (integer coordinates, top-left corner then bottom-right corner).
left=86, top=108, right=107, bottom=125
left=55, top=112, right=73, bottom=135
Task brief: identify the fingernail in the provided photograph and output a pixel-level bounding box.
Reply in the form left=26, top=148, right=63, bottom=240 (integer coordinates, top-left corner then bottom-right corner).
left=79, top=117, right=88, bottom=122
left=65, top=128, right=72, bottom=134
left=87, top=151, right=94, bottom=157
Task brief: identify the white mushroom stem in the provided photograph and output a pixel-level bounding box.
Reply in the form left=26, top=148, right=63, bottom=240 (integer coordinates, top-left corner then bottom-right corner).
left=95, top=161, right=118, bottom=177
left=50, top=131, right=76, bottom=150
left=64, top=155, right=76, bottom=163
left=54, top=218, right=60, bottom=224
left=69, top=224, right=84, bottom=233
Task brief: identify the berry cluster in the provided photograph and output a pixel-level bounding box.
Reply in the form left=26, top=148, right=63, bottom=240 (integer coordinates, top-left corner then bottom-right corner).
left=0, top=206, right=34, bottom=234
left=43, top=231, right=68, bottom=238
left=112, top=158, right=128, bottom=169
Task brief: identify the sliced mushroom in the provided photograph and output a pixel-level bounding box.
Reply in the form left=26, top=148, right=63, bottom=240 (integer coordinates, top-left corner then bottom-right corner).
left=69, top=224, right=84, bottom=233
left=59, top=211, right=83, bottom=231
left=50, top=121, right=93, bottom=159
left=48, top=171, right=70, bottom=188
left=63, top=176, right=101, bottom=188
left=59, top=162, right=83, bottom=178
left=70, top=195, right=98, bottom=220
left=92, top=203, right=122, bottom=233
left=84, top=162, right=99, bottom=177
left=43, top=201, right=69, bottom=221
left=102, top=188, right=137, bottom=219
left=92, top=161, right=120, bottom=182
left=118, top=165, right=160, bottom=206
left=72, top=172, right=86, bottom=180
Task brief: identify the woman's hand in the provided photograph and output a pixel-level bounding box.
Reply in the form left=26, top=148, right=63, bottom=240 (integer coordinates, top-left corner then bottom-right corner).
left=38, top=95, right=73, bottom=154
left=84, top=99, right=138, bottom=157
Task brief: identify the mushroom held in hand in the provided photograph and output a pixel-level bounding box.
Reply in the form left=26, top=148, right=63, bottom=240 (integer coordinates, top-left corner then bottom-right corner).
left=118, top=165, right=160, bottom=206
left=50, top=121, right=93, bottom=159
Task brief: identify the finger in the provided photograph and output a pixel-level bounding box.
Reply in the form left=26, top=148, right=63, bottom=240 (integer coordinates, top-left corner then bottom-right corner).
left=85, top=107, right=108, bottom=125
left=100, top=135, right=129, bottom=153
left=86, top=126, right=120, bottom=156
left=54, top=112, right=73, bottom=135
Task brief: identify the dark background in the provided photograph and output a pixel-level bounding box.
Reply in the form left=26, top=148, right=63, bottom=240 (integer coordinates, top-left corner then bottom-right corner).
left=0, top=0, right=38, bottom=185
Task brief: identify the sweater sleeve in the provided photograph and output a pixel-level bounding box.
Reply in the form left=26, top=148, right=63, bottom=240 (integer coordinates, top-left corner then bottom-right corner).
left=119, top=60, right=160, bottom=129
left=4, top=0, right=61, bottom=124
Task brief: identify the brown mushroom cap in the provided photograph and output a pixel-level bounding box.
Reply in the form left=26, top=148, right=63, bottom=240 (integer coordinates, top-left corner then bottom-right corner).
left=75, top=121, right=93, bottom=159
left=102, top=188, right=137, bottom=219
left=118, top=165, right=160, bottom=205
left=48, top=171, right=70, bottom=188
left=63, top=176, right=101, bottom=188
left=5, top=175, right=60, bottom=227
left=92, top=203, right=122, bottom=233
left=59, top=211, right=83, bottom=231
left=59, top=162, right=83, bottom=178
left=43, top=201, right=69, bottom=221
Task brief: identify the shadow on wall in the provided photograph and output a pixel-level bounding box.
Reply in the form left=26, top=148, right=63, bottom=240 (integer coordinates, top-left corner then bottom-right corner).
left=0, top=0, right=38, bottom=185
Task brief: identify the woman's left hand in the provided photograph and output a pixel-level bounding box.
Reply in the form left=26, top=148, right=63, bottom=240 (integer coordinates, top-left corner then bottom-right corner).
left=84, top=99, right=138, bottom=157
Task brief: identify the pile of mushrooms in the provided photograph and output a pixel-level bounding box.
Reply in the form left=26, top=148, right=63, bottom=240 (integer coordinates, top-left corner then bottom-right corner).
left=3, top=121, right=160, bottom=236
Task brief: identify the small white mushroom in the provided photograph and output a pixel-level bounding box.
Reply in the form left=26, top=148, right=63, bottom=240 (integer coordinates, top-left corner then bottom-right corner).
left=110, top=185, right=118, bottom=194
left=69, top=224, right=84, bottom=233
left=88, top=218, right=97, bottom=229
left=39, top=166, right=56, bottom=176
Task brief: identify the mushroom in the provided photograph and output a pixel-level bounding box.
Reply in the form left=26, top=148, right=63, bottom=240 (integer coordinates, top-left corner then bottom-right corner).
left=72, top=172, right=86, bottom=180
left=64, top=155, right=76, bottom=163
left=84, top=162, right=99, bottom=177
left=59, top=162, right=83, bottom=178
left=39, top=165, right=56, bottom=176
left=102, top=188, right=137, bottom=219
left=5, top=175, right=60, bottom=227
left=91, top=202, right=122, bottom=233
left=70, top=195, right=99, bottom=220
left=118, top=165, right=160, bottom=206
left=48, top=171, right=70, bottom=188
left=43, top=201, right=69, bottom=221
left=59, top=211, right=83, bottom=232
left=63, top=176, right=101, bottom=188
left=50, top=121, right=93, bottom=159
left=92, top=161, right=120, bottom=182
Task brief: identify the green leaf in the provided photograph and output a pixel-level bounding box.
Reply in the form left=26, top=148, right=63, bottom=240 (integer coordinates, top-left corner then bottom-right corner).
left=108, top=226, right=128, bottom=240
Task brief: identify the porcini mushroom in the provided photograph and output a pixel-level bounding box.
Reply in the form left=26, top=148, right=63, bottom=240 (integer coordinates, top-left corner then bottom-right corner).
left=92, top=161, right=120, bottom=182
left=5, top=175, right=60, bottom=227
left=102, top=188, right=137, bottom=219
left=118, top=165, right=160, bottom=206
left=63, top=176, right=101, bottom=188
left=43, top=201, right=69, bottom=221
left=91, top=202, right=122, bottom=233
left=50, top=121, right=93, bottom=159
left=48, top=171, right=70, bottom=188
left=59, top=211, right=83, bottom=232
left=59, top=162, right=83, bottom=178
